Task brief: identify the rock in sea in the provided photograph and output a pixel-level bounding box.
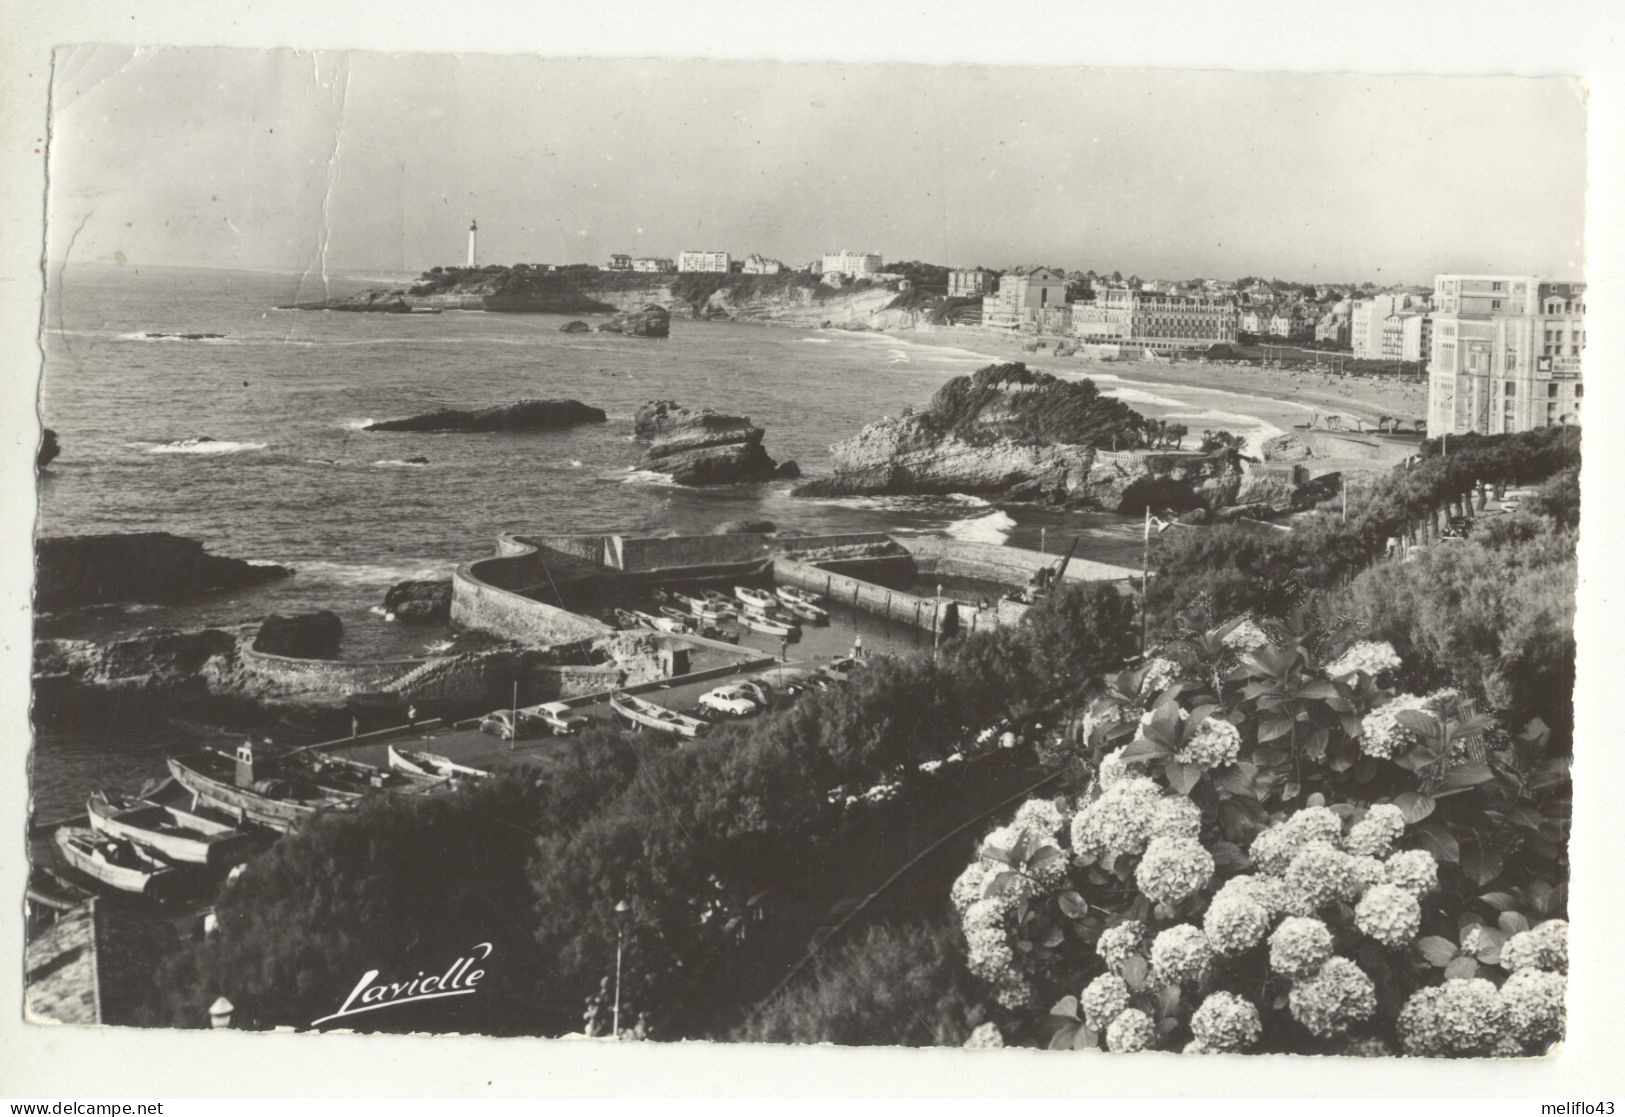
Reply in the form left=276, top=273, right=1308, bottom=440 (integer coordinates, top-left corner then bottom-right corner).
left=559, top=320, right=591, bottom=333
left=252, top=610, right=344, bottom=659
left=382, top=578, right=452, bottom=624
left=38, top=428, right=59, bottom=469
left=595, top=304, right=671, bottom=338
left=35, top=533, right=291, bottom=612
left=633, top=400, right=795, bottom=486
left=364, top=399, right=607, bottom=433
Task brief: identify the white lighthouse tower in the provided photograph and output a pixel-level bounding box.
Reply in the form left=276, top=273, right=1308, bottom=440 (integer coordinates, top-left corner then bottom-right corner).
left=467, top=220, right=478, bottom=268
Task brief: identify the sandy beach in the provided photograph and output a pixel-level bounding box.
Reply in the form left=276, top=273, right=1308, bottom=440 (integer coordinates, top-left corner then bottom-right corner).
left=895, top=323, right=1428, bottom=441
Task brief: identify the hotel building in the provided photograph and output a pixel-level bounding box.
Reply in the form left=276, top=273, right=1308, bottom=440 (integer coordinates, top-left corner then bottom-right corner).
left=983, top=268, right=1069, bottom=330
left=1426, top=275, right=1585, bottom=435
left=1073, top=287, right=1239, bottom=350
left=820, top=250, right=884, bottom=278
left=678, top=251, right=732, bottom=274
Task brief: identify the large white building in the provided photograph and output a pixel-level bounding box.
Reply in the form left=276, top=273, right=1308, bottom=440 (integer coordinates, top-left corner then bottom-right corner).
left=949, top=268, right=992, bottom=298
left=1073, top=288, right=1239, bottom=350
left=678, top=250, right=732, bottom=274
left=1427, top=275, right=1585, bottom=436
left=820, top=250, right=883, bottom=278
left=983, top=268, right=1069, bottom=330
left=1350, top=293, right=1421, bottom=359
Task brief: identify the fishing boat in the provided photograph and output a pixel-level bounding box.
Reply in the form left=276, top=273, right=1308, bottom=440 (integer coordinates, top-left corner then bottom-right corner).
left=53, top=826, right=179, bottom=897
left=632, top=609, right=687, bottom=634
left=87, top=789, right=255, bottom=867
left=701, top=590, right=739, bottom=616
left=674, top=591, right=732, bottom=620
left=778, top=597, right=829, bottom=624
left=734, top=585, right=777, bottom=611
left=608, top=693, right=706, bottom=739
left=27, top=865, right=93, bottom=914
left=776, top=585, right=826, bottom=610
left=613, top=607, right=643, bottom=629
left=659, top=605, right=696, bottom=626
left=387, top=745, right=491, bottom=781
left=284, top=750, right=439, bottom=796
left=167, top=749, right=352, bottom=834
left=738, top=608, right=800, bottom=637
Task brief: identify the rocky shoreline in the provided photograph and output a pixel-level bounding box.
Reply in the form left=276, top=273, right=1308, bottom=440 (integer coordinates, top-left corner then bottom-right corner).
left=35, top=533, right=291, bottom=613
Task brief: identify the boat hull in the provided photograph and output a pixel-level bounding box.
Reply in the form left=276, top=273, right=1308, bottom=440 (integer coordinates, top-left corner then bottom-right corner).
left=609, top=695, right=703, bottom=739
left=87, top=792, right=253, bottom=867
left=53, top=827, right=176, bottom=897
left=166, top=755, right=331, bottom=834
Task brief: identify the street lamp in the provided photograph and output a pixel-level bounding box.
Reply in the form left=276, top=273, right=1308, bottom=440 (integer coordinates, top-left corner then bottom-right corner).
left=208, top=996, right=234, bottom=1030
left=612, top=899, right=632, bottom=1038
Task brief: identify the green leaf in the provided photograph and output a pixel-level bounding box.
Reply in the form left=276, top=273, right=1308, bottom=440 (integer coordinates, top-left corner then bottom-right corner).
left=1395, top=709, right=1442, bottom=739
left=1156, top=985, right=1182, bottom=1018
left=1165, top=760, right=1204, bottom=796
left=1057, top=890, right=1089, bottom=921
left=1048, top=1023, right=1080, bottom=1051
left=1498, top=911, right=1531, bottom=936
left=1415, top=823, right=1460, bottom=864
left=1121, top=737, right=1174, bottom=764
left=1212, top=762, right=1258, bottom=797
left=1030, top=845, right=1067, bottom=874
left=1478, top=891, right=1519, bottom=912
left=1307, top=792, right=1327, bottom=808
left=1073, top=1024, right=1100, bottom=1051
left=1050, top=995, right=1079, bottom=1020
left=1302, top=726, right=1329, bottom=761
left=1210, top=841, right=1249, bottom=872
left=1121, top=955, right=1150, bottom=992
left=1444, top=956, right=1481, bottom=980
left=1257, top=711, right=1294, bottom=743
left=1295, top=680, right=1340, bottom=700
left=1418, top=936, right=1459, bottom=967
left=1394, top=792, right=1436, bottom=824
left=1436, top=762, right=1494, bottom=793
left=1461, top=843, right=1504, bottom=888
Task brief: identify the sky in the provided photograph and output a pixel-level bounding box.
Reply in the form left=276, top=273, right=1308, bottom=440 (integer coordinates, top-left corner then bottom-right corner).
left=44, top=47, right=1588, bottom=284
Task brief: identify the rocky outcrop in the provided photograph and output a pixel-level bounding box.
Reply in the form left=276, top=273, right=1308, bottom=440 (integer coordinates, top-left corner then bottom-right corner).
left=382, top=578, right=452, bottom=623
left=253, top=611, right=343, bottom=659
left=595, top=304, right=670, bottom=338
left=35, top=533, right=291, bottom=612
left=34, top=627, right=241, bottom=694
left=365, top=399, right=607, bottom=433
left=793, top=363, right=1241, bottom=511
left=713, top=519, right=776, bottom=535
left=559, top=320, right=591, bottom=333
left=1262, top=432, right=1314, bottom=462
left=38, top=428, right=59, bottom=469
left=632, top=400, right=798, bottom=486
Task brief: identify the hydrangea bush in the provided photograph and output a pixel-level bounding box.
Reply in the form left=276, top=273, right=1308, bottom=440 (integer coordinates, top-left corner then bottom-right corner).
left=956, top=614, right=1570, bottom=1056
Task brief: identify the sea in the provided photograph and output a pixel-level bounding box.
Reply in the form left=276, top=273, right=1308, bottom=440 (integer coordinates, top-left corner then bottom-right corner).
left=31, top=263, right=1285, bottom=817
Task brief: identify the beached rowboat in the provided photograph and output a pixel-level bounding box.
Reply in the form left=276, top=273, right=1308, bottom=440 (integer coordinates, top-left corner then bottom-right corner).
left=387, top=745, right=491, bottom=781
left=54, top=826, right=179, bottom=897
left=609, top=692, right=706, bottom=739
left=87, top=789, right=255, bottom=867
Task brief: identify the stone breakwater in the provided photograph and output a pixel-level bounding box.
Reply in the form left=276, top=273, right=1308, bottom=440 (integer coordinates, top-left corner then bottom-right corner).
left=633, top=400, right=800, bottom=486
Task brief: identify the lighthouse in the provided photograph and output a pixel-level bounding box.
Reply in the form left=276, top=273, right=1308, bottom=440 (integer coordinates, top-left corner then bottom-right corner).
left=467, top=220, right=478, bottom=267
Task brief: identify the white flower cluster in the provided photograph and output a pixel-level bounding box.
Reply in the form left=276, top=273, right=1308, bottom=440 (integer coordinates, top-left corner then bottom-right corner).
left=963, top=1021, right=1004, bottom=1049
left=1150, top=796, right=1203, bottom=841
left=1079, top=701, right=1141, bottom=750
left=1009, top=797, right=1068, bottom=843
left=1140, top=657, right=1182, bottom=697
left=1175, top=717, right=1242, bottom=770
left=1070, top=776, right=1164, bottom=859
left=1502, top=919, right=1568, bottom=974
left=1398, top=920, right=1568, bottom=1056
left=1269, top=917, right=1334, bottom=980
left=1203, top=891, right=1271, bottom=957
left=1106, top=1008, right=1157, bottom=1053
left=1357, top=688, right=1460, bottom=760
left=1343, top=803, right=1406, bottom=858
left=1137, top=836, right=1216, bottom=906
left=1289, top=956, right=1379, bottom=1038
left=1248, top=807, right=1343, bottom=875
left=1221, top=618, right=1272, bottom=652
left=1080, top=972, right=1132, bottom=1028
left=1189, top=991, right=1263, bottom=1052
left=1098, top=746, right=1133, bottom=789
left=1095, top=920, right=1148, bottom=975
left=1150, top=924, right=1215, bottom=986
left=962, top=893, right=1032, bottom=1008
left=1353, top=883, right=1423, bottom=947
left=1323, top=640, right=1402, bottom=680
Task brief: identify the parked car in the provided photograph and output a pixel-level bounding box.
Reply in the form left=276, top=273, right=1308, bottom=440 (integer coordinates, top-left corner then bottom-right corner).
left=698, top=685, right=759, bottom=718
left=479, top=709, right=530, bottom=741
left=533, top=701, right=591, bottom=736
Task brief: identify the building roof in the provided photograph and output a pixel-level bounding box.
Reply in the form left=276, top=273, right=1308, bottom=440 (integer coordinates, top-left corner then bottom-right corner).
left=26, top=899, right=175, bottom=1027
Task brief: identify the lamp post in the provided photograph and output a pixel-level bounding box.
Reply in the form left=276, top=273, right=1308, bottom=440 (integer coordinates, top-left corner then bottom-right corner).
left=208, top=996, right=234, bottom=1030
left=612, top=899, right=631, bottom=1038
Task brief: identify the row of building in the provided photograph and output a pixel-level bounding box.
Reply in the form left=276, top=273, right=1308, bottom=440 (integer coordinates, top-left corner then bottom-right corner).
left=604, top=250, right=885, bottom=279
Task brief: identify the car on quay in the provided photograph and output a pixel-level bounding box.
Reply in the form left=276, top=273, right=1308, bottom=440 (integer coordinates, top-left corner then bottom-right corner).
left=533, top=701, right=592, bottom=736
left=698, top=685, right=761, bottom=718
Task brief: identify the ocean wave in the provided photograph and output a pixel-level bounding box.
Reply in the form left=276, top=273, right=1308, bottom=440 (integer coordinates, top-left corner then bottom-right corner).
left=1101, top=386, right=1188, bottom=408
left=117, top=332, right=233, bottom=344
left=799, top=337, right=834, bottom=344
left=339, top=417, right=377, bottom=430
left=299, top=560, right=449, bottom=587
left=793, top=491, right=993, bottom=514
left=372, top=459, right=430, bottom=468
left=141, top=438, right=268, bottom=455
left=945, top=509, right=1016, bottom=546
left=621, top=468, right=679, bottom=487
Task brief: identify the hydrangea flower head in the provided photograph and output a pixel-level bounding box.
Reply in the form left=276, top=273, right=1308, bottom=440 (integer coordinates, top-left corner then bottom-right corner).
left=1190, top=991, right=1263, bottom=1051
left=1397, top=978, right=1505, bottom=1056
left=1175, top=717, right=1242, bottom=769
left=1140, top=657, right=1181, bottom=697
left=1096, top=920, right=1148, bottom=974
left=1097, top=746, right=1132, bottom=789
left=1150, top=795, right=1203, bottom=840
left=1499, top=968, right=1565, bottom=1048
left=1359, top=694, right=1429, bottom=760
left=1269, top=916, right=1334, bottom=980
left=1150, top=924, right=1214, bottom=986
left=1222, top=618, right=1271, bottom=652
left=1010, top=797, right=1068, bottom=843
left=950, top=860, right=995, bottom=913
left=963, top=1022, right=1004, bottom=1049
left=1285, top=843, right=1361, bottom=909
left=1354, top=883, right=1422, bottom=947
left=1080, top=972, right=1132, bottom=1029
left=1105, top=1008, right=1157, bottom=1053
left=1203, top=892, right=1270, bottom=957
left=1343, top=803, right=1406, bottom=859
left=1502, top=920, right=1568, bottom=974
left=1288, top=956, right=1377, bottom=1037
left=1324, top=640, right=1401, bottom=680
left=1136, top=835, right=1215, bottom=906
left=1383, top=849, right=1440, bottom=896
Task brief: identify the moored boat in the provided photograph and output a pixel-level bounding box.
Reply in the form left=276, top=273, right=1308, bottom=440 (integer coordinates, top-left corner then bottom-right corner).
left=87, top=789, right=256, bottom=867
left=734, top=585, right=777, bottom=611
left=53, top=826, right=179, bottom=897
left=701, top=590, right=739, bottom=616
left=167, top=748, right=351, bottom=834
left=632, top=609, right=687, bottom=633
left=284, top=750, right=440, bottom=796
left=387, top=745, right=491, bottom=781
left=776, top=585, right=826, bottom=610
left=738, top=607, right=800, bottom=637
left=609, top=692, right=706, bottom=739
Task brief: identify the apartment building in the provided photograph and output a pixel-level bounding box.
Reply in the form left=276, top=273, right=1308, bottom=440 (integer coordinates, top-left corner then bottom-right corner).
left=606, top=254, right=633, bottom=271
left=1073, top=287, right=1239, bottom=349
left=741, top=255, right=784, bottom=275
left=983, top=268, right=1069, bottom=330
left=949, top=268, right=992, bottom=298
left=1427, top=275, right=1585, bottom=435
left=631, top=257, right=675, bottom=273
left=1350, top=293, right=1426, bottom=358
left=820, top=250, right=883, bottom=278
left=678, top=250, right=732, bottom=274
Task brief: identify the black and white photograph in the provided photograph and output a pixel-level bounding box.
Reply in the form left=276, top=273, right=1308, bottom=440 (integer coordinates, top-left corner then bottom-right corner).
left=7, top=3, right=1620, bottom=1100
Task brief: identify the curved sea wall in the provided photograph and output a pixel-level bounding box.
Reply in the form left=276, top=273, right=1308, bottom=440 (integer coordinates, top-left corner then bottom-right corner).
left=451, top=539, right=614, bottom=646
